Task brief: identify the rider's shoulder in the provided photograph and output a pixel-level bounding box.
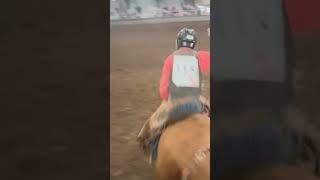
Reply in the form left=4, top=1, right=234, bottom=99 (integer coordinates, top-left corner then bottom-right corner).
left=165, top=54, right=174, bottom=60
left=163, top=54, right=174, bottom=65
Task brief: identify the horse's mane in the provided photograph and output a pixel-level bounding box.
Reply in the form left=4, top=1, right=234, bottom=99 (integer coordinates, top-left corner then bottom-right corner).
left=166, top=99, right=205, bottom=128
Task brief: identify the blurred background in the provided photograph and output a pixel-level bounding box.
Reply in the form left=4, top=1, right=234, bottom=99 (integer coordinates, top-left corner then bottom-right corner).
left=110, top=0, right=210, bottom=20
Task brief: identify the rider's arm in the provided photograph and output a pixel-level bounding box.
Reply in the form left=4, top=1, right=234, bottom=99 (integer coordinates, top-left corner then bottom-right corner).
left=197, top=51, right=210, bottom=74
left=160, top=55, right=174, bottom=100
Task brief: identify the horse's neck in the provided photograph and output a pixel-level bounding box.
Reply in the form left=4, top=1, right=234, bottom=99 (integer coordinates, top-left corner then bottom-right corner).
left=170, top=114, right=209, bottom=129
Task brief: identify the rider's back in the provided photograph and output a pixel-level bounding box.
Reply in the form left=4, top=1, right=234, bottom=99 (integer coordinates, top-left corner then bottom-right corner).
left=160, top=47, right=210, bottom=101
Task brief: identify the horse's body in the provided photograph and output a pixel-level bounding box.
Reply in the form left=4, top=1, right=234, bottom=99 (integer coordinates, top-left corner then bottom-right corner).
left=216, top=105, right=320, bottom=180
left=252, top=165, right=320, bottom=180
left=218, top=164, right=320, bottom=180
left=148, top=101, right=320, bottom=180
left=155, top=114, right=210, bottom=180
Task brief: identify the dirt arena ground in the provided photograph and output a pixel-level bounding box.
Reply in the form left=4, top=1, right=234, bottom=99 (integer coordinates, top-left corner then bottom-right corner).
left=110, top=21, right=210, bottom=179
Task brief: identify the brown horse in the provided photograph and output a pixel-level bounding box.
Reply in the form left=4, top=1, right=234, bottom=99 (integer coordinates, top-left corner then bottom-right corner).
left=247, top=106, right=320, bottom=180
left=218, top=164, right=320, bottom=180
left=155, top=114, right=210, bottom=180
left=152, top=104, right=320, bottom=180
left=216, top=105, right=320, bottom=180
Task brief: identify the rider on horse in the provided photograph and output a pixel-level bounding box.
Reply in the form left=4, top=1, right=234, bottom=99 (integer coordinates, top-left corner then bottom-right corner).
left=137, top=27, right=211, bottom=164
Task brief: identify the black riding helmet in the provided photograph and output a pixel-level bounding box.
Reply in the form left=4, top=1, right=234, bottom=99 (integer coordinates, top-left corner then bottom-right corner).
left=176, top=28, right=197, bottom=50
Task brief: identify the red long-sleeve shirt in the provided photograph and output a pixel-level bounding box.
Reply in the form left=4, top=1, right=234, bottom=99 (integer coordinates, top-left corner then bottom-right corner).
left=160, top=47, right=210, bottom=100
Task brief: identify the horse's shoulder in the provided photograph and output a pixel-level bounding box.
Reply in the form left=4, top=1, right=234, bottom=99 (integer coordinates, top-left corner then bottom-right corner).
left=163, top=115, right=208, bottom=135
left=158, top=115, right=210, bottom=158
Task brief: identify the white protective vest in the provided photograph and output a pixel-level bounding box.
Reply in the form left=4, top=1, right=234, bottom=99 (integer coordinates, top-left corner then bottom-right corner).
left=169, top=50, right=201, bottom=100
